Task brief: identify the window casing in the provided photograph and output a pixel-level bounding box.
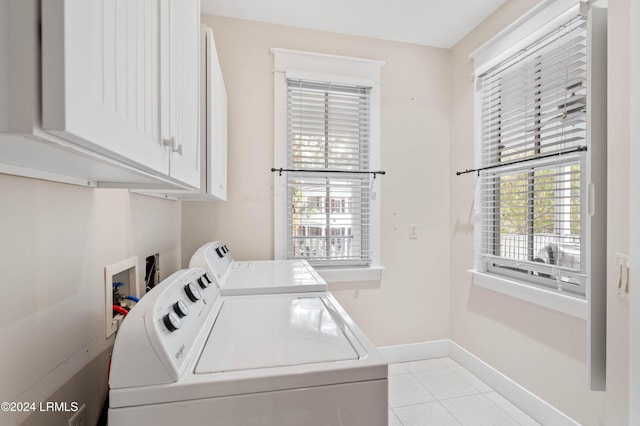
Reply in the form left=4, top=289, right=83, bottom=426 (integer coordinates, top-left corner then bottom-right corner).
left=477, top=12, right=588, bottom=297
left=271, top=48, right=384, bottom=278
left=471, top=0, right=606, bottom=318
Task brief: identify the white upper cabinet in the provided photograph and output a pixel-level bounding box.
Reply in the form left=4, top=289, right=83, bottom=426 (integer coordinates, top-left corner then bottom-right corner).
left=0, top=0, right=200, bottom=189
left=144, top=23, right=227, bottom=200
left=41, top=0, right=168, bottom=176
left=160, top=0, right=201, bottom=187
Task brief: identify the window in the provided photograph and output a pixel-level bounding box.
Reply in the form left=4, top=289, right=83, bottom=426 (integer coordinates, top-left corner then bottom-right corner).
left=286, top=79, right=371, bottom=267
left=470, top=0, right=606, bottom=319
left=478, top=12, right=587, bottom=297
left=271, top=49, right=384, bottom=279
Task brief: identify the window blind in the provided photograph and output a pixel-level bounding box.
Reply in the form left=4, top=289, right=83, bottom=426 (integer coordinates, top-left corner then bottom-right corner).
left=286, top=79, right=372, bottom=266
left=477, top=12, right=587, bottom=296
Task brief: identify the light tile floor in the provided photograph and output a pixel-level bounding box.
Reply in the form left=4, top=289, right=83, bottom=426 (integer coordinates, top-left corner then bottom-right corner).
left=388, top=358, right=540, bottom=426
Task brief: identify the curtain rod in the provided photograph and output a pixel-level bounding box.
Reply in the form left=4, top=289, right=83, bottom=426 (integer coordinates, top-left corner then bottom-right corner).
left=455, top=145, right=587, bottom=176
left=271, top=168, right=386, bottom=178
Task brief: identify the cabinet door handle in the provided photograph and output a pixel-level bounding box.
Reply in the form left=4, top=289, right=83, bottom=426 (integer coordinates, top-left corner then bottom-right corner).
left=163, top=137, right=183, bottom=155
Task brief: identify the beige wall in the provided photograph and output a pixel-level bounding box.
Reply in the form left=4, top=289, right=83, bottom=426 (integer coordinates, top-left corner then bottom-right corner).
left=182, top=15, right=452, bottom=346
left=449, top=1, right=631, bottom=425
left=0, top=174, right=182, bottom=425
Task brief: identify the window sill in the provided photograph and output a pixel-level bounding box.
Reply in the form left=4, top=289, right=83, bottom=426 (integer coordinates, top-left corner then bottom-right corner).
left=316, top=266, right=384, bottom=283
left=470, top=270, right=587, bottom=320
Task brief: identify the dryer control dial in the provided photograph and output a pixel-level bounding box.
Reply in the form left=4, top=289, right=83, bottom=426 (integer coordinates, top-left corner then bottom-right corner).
left=184, top=282, right=202, bottom=302
left=173, top=300, right=189, bottom=317
left=163, top=311, right=181, bottom=332
left=197, top=275, right=210, bottom=289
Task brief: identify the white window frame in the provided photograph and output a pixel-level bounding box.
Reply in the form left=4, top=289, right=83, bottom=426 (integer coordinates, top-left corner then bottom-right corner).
left=271, top=48, right=384, bottom=282
left=469, top=0, right=606, bottom=320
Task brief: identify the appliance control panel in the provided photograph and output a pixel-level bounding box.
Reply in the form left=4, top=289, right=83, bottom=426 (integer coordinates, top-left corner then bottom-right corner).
left=189, top=241, right=234, bottom=286
left=110, top=268, right=219, bottom=389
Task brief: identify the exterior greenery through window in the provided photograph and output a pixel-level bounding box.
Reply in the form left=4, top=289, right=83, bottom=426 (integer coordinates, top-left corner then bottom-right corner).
left=286, top=79, right=372, bottom=267
left=477, top=12, right=587, bottom=296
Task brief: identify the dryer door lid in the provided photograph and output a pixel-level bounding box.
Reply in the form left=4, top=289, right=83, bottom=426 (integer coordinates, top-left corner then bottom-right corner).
left=195, top=295, right=359, bottom=373
left=223, top=260, right=327, bottom=294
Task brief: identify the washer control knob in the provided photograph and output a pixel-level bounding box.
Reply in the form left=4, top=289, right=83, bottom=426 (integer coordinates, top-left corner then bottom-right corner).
left=173, top=300, right=189, bottom=317
left=197, top=275, right=210, bottom=289
left=163, top=311, right=181, bottom=332
left=204, top=272, right=214, bottom=284
left=184, top=282, right=202, bottom=302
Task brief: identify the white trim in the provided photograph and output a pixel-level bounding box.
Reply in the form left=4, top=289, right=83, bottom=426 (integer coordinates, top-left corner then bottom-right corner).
left=470, top=0, right=582, bottom=75
left=284, top=70, right=378, bottom=88
left=273, top=69, right=288, bottom=260
left=316, top=266, right=384, bottom=284
left=471, top=270, right=588, bottom=319
left=271, top=48, right=384, bottom=84
left=380, top=340, right=580, bottom=426
left=0, top=163, right=97, bottom=187
left=377, top=340, right=449, bottom=364
left=129, top=190, right=179, bottom=201
left=449, top=342, right=581, bottom=426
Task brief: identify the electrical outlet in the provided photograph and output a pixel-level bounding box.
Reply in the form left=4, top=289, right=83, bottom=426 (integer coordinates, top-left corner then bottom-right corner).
left=615, top=253, right=630, bottom=299
left=105, top=257, right=139, bottom=338
left=615, top=253, right=629, bottom=268
left=68, top=403, right=86, bottom=426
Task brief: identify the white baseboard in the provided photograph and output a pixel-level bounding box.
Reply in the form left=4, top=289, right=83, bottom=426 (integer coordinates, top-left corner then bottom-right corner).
left=377, top=340, right=449, bottom=364
left=378, top=339, right=580, bottom=426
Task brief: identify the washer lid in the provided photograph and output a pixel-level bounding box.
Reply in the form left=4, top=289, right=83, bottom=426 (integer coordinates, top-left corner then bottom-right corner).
left=195, top=294, right=359, bottom=373
left=222, top=260, right=327, bottom=295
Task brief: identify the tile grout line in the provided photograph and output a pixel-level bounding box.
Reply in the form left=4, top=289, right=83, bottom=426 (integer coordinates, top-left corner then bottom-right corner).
left=389, top=357, right=538, bottom=425
left=436, top=398, right=465, bottom=426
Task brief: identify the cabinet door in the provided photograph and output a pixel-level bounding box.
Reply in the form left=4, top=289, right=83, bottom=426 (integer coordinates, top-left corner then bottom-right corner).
left=161, top=0, right=200, bottom=188
left=41, top=0, right=168, bottom=175
left=206, top=27, right=228, bottom=201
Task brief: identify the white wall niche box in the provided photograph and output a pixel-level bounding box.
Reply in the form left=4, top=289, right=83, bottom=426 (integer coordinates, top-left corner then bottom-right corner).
left=140, top=23, right=228, bottom=201
left=0, top=0, right=200, bottom=190
left=105, top=257, right=139, bottom=338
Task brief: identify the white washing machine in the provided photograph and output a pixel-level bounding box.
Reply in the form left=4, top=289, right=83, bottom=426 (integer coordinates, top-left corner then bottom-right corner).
left=189, top=241, right=327, bottom=295
left=108, top=268, right=388, bottom=426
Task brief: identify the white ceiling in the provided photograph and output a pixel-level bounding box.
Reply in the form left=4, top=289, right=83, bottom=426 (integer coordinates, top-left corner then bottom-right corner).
left=200, top=0, right=509, bottom=49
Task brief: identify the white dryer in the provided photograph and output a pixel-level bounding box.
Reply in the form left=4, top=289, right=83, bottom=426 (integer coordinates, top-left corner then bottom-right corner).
left=189, top=241, right=327, bottom=295
left=108, top=268, right=388, bottom=426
